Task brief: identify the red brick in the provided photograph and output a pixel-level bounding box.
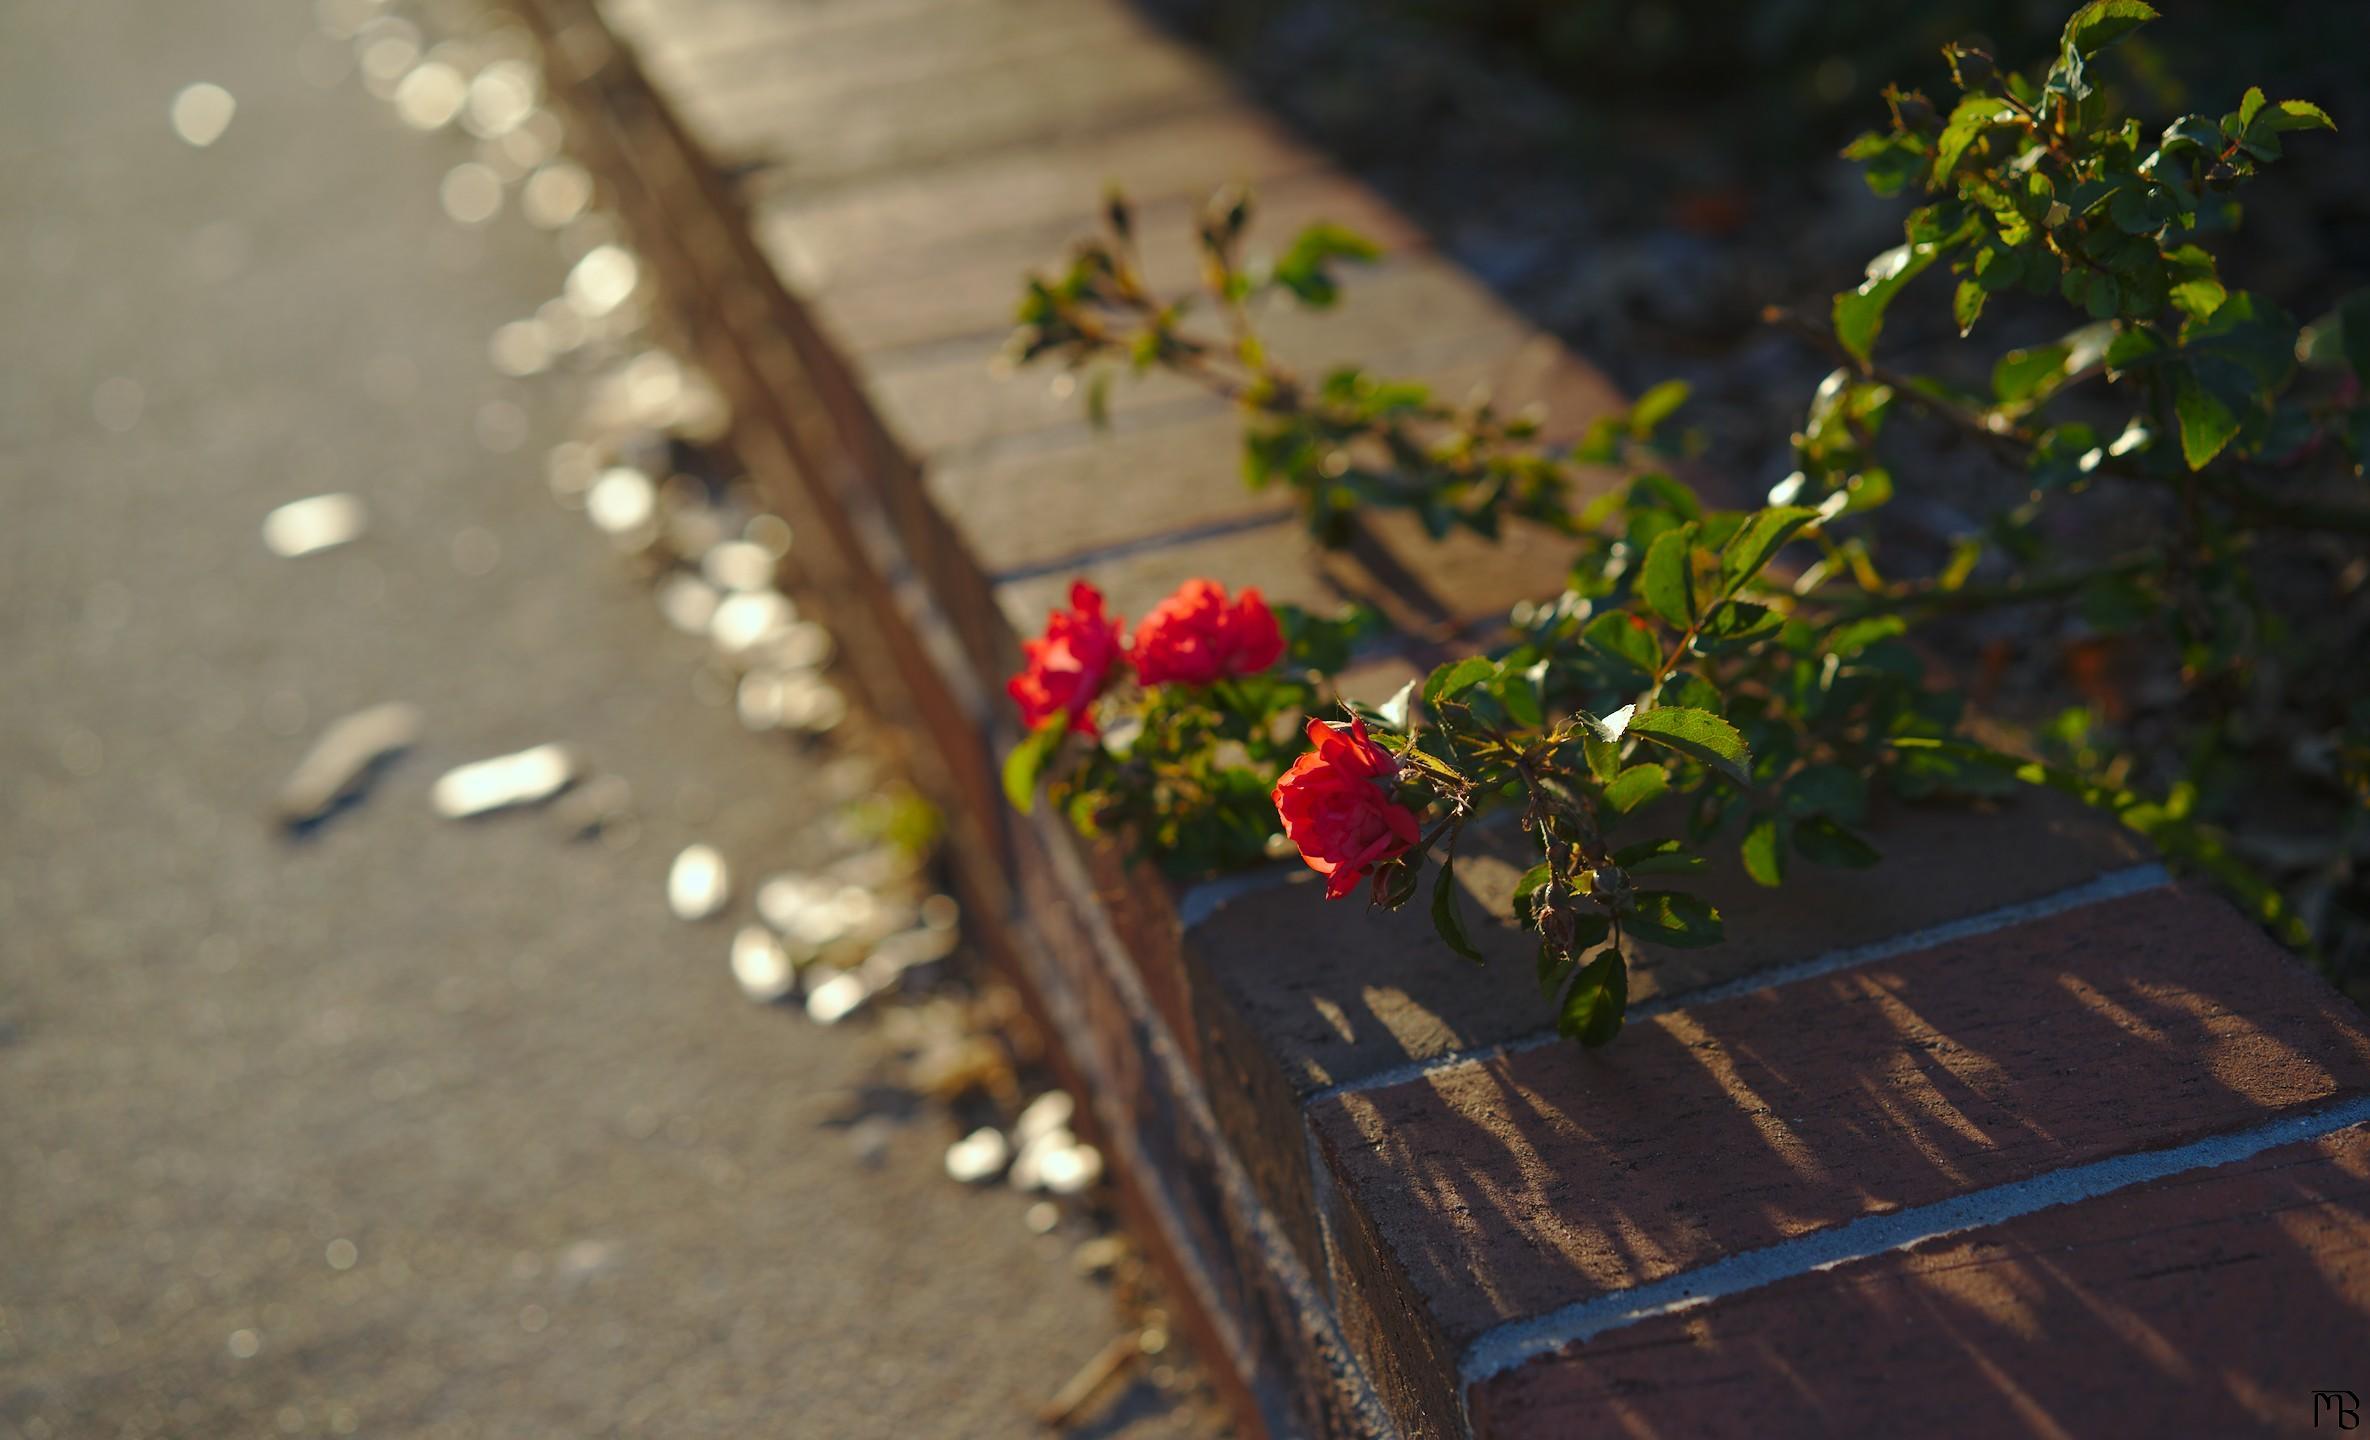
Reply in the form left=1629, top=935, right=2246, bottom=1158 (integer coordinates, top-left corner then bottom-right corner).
left=1310, top=888, right=2370, bottom=1427
left=1470, top=1123, right=2370, bottom=1438
left=1192, top=788, right=2152, bottom=1096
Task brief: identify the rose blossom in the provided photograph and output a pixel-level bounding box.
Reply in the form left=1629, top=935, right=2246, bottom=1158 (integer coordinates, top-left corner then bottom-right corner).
left=1129, top=579, right=1285, bottom=687
left=1007, top=581, right=1126, bottom=736
left=1272, top=715, right=1419, bottom=899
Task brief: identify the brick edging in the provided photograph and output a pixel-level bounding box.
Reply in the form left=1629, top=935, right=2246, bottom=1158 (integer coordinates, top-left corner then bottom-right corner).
left=509, top=4, right=2370, bottom=1434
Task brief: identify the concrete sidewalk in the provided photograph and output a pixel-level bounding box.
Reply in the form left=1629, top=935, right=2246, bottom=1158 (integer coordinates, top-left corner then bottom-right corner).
left=0, top=3, right=1218, bottom=1436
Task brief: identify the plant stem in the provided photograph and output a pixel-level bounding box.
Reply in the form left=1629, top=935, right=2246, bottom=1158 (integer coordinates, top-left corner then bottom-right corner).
left=1763, top=306, right=2370, bottom=536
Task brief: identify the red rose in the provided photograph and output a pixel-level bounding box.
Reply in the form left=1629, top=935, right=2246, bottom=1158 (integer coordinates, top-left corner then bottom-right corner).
left=1272, top=715, right=1419, bottom=899
left=1129, top=579, right=1286, bottom=688
left=1008, top=581, right=1126, bottom=736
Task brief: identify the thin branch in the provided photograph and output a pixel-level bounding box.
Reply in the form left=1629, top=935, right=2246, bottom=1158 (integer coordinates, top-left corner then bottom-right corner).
left=1764, top=305, right=2370, bottom=536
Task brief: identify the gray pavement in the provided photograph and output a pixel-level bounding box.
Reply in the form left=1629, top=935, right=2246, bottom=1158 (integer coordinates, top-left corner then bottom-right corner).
left=0, top=3, right=1219, bottom=1436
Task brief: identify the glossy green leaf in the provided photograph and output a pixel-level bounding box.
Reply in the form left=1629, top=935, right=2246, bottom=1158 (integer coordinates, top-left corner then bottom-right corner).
left=1835, top=240, right=1941, bottom=363
left=1640, top=523, right=1702, bottom=628
left=1626, top=707, right=1753, bottom=788
left=1718, top=506, right=1821, bottom=596
left=2061, top=0, right=2157, bottom=59
left=1423, top=656, right=1496, bottom=708
left=1602, top=763, right=1670, bottom=815
left=2172, top=364, right=2240, bottom=470
left=1583, top=611, right=1660, bottom=676
left=1558, top=947, right=1627, bottom=1048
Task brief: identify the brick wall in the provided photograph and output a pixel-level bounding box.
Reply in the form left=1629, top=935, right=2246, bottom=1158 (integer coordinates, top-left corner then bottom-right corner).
left=516, top=1, right=2370, bottom=1434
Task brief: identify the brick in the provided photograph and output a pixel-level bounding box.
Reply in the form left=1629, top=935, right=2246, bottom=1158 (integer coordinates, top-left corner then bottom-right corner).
left=1184, top=786, right=2154, bottom=1293
left=995, top=520, right=1351, bottom=640
left=1469, top=1123, right=2370, bottom=1438
left=1311, top=887, right=2370, bottom=1429
left=672, top=26, right=1222, bottom=179
left=750, top=107, right=1328, bottom=294
left=929, top=411, right=1290, bottom=579
left=647, top=0, right=1131, bottom=112
left=1193, top=786, right=2150, bottom=1097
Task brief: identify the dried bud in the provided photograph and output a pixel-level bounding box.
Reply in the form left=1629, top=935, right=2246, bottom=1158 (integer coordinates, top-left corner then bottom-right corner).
left=1944, top=45, right=1995, bottom=92
left=1888, top=87, right=1940, bottom=135
left=1537, top=893, right=1578, bottom=954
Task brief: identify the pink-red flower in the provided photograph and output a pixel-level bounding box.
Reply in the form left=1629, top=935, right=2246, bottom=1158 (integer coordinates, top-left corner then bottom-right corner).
left=1272, top=715, right=1419, bottom=899
left=1008, top=581, right=1126, bottom=736
left=1129, top=579, right=1285, bottom=688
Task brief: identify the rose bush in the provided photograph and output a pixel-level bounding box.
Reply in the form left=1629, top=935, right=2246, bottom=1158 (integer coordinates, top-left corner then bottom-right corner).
left=1005, top=0, right=2370, bottom=1043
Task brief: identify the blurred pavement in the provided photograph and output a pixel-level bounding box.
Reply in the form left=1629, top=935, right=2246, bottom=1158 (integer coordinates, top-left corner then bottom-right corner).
left=0, top=3, right=1216, bottom=1436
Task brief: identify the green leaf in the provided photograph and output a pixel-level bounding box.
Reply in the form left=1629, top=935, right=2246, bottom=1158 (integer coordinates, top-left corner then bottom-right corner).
left=1423, top=657, right=1496, bottom=709
left=1626, top=892, right=1725, bottom=949
left=1780, top=764, right=1869, bottom=824
left=1603, top=763, right=1670, bottom=815
left=1558, top=947, right=1627, bottom=1048
left=2172, top=364, right=2241, bottom=470
left=1615, top=837, right=1705, bottom=876
left=1536, top=942, right=1573, bottom=999
left=1834, top=240, right=1941, bottom=364
left=1933, top=96, right=2018, bottom=188
left=1952, top=277, right=1987, bottom=335
left=1794, top=817, right=1882, bottom=869
left=1583, top=610, right=1660, bottom=675
left=1992, top=343, right=2071, bottom=406
left=1640, top=523, right=1702, bottom=628
left=1629, top=379, right=1690, bottom=437
left=1272, top=222, right=1380, bottom=308
left=2061, top=0, right=2157, bottom=59
left=2264, top=99, right=2335, bottom=135
left=1740, top=816, right=1786, bottom=888
left=1718, top=506, right=1820, bottom=596
left=1499, top=660, right=1547, bottom=729
left=1626, top=707, right=1753, bottom=788
left=1430, top=855, right=1486, bottom=964
left=1001, top=716, right=1070, bottom=813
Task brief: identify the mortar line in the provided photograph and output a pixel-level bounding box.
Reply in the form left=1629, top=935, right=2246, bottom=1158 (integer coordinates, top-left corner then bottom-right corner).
left=1304, top=862, right=2172, bottom=1107
left=1454, top=1093, right=2370, bottom=1407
